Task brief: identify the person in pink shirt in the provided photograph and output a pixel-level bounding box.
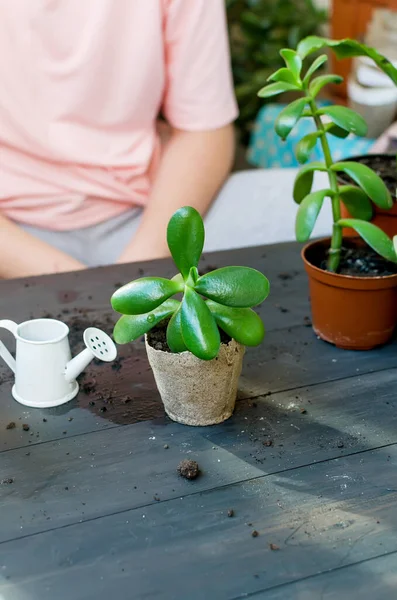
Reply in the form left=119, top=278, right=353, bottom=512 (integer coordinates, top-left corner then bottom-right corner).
left=0, top=0, right=237, bottom=278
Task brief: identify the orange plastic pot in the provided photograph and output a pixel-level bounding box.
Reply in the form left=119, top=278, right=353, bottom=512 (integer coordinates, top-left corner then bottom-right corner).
left=302, top=238, right=397, bottom=350
left=338, top=154, right=397, bottom=238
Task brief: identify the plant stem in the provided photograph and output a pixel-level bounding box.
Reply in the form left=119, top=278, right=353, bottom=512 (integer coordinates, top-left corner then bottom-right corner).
left=309, top=99, right=342, bottom=272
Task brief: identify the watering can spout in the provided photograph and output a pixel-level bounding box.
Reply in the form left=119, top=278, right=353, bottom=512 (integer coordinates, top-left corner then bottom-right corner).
left=64, top=328, right=117, bottom=383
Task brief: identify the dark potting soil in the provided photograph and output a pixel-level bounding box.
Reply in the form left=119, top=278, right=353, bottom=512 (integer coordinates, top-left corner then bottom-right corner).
left=147, top=319, right=232, bottom=353
left=339, top=155, right=397, bottom=199
left=320, top=245, right=397, bottom=277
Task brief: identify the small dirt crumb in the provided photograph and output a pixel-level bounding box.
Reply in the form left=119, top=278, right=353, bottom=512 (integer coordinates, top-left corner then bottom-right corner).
left=164, top=444, right=169, bottom=449
left=63, top=431, right=67, bottom=435
left=22, top=424, right=30, bottom=431
left=251, top=530, right=259, bottom=538
left=300, top=408, right=307, bottom=414
left=377, top=520, right=380, bottom=524
left=89, top=401, right=96, bottom=406
left=263, top=440, right=273, bottom=447
left=43, top=418, right=47, bottom=423
left=65, top=486, right=69, bottom=490
left=100, top=407, right=107, bottom=413
left=153, top=495, right=160, bottom=502
left=269, top=543, right=280, bottom=551
left=303, top=316, right=312, bottom=327
left=6, top=422, right=16, bottom=430
left=252, top=402, right=257, bottom=408
left=177, top=459, right=200, bottom=480
left=227, top=509, right=234, bottom=518
left=68, top=417, right=73, bottom=422
left=337, top=441, right=344, bottom=448
left=1, top=478, right=14, bottom=484
left=25, top=453, right=30, bottom=456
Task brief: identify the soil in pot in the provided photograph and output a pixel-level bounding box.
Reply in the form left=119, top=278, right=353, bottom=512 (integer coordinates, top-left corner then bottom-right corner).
left=339, top=154, right=397, bottom=238
left=303, top=238, right=397, bottom=350
left=147, top=319, right=232, bottom=352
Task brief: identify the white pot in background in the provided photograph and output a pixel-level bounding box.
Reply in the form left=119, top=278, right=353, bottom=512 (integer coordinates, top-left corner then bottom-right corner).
left=348, top=76, right=397, bottom=139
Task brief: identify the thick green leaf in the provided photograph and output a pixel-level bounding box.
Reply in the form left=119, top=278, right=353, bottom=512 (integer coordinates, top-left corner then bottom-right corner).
left=339, top=186, right=373, bottom=221
left=267, top=68, right=298, bottom=86
left=166, top=307, right=187, bottom=353
left=309, top=74, right=343, bottom=97
left=280, top=49, right=302, bottom=80
left=258, top=81, right=300, bottom=98
left=394, top=236, right=397, bottom=257
left=207, top=300, right=265, bottom=347
left=338, top=219, right=397, bottom=263
left=332, top=162, right=392, bottom=209
left=111, top=277, right=183, bottom=315
left=275, top=97, right=308, bottom=140
left=195, top=266, right=270, bottom=308
left=297, top=37, right=397, bottom=86
left=180, top=288, right=220, bottom=360
left=113, top=299, right=179, bottom=344
left=166, top=206, right=204, bottom=279
left=293, top=161, right=327, bottom=204
left=295, top=189, right=331, bottom=242
left=318, top=106, right=368, bottom=137
left=303, top=54, right=328, bottom=85
left=324, top=123, right=349, bottom=139
left=295, top=131, right=320, bottom=164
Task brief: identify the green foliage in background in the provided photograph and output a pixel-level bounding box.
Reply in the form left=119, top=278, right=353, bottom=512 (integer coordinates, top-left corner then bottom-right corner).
left=226, top=0, right=327, bottom=143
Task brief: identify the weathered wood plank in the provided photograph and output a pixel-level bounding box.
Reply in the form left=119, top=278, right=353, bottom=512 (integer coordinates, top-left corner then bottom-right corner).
left=2, top=319, right=397, bottom=452
left=1, top=368, right=397, bottom=543
left=1, top=445, right=396, bottom=600
left=249, top=552, right=397, bottom=600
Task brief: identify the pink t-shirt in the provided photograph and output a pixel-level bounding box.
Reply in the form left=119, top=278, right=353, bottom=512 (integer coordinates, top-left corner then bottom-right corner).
left=0, top=0, right=238, bottom=230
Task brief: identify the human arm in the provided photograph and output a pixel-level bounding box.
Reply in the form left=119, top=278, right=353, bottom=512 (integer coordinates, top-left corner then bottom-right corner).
left=117, top=123, right=234, bottom=263
left=0, top=213, right=85, bottom=278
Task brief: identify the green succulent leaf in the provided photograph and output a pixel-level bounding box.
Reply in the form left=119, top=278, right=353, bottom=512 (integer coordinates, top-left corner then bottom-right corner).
left=309, top=74, right=343, bottom=97
left=267, top=68, right=299, bottom=86
left=332, top=162, right=392, bottom=209
left=258, top=81, right=300, bottom=98
left=166, top=206, right=204, bottom=279
left=338, top=219, right=397, bottom=263
left=339, top=186, right=373, bottom=221
left=275, top=98, right=308, bottom=140
left=293, top=161, right=327, bottom=204
left=111, top=277, right=183, bottom=315
left=280, top=49, right=302, bottom=80
left=180, top=287, right=220, bottom=360
left=113, top=299, right=179, bottom=344
left=324, top=123, right=349, bottom=139
left=297, top=37, right=397, bottom=86
left=195, top=266, right=270, bottom=308
left=303, top=54, right=328, bottom=85
left=166, top=307, right=187, bottom=353
left=295, top=189, right=331, bottom=242
left=318, top=106, right=368, bottom=137
left=207, top=300, right=265, bottom=347
left=295, top=131, right=320, bottom=164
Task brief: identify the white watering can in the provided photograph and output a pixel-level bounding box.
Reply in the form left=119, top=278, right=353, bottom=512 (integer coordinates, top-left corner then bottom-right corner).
left=0, top=318, right=117, bottom=408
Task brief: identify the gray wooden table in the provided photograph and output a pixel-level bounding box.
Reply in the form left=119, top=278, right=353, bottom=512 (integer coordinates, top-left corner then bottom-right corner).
left=1, top=242, right=397, bottom=600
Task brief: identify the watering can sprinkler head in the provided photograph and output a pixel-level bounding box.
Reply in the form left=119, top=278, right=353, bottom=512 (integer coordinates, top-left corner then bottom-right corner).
left=64, top=327, right=117, bottom=382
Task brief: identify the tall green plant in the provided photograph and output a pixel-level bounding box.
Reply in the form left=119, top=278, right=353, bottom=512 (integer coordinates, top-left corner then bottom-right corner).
left=257, top=37, right=397, bottom=272
left=111, top=207, right=269, bottom=360
left=226, top=0, right=327, bottom=143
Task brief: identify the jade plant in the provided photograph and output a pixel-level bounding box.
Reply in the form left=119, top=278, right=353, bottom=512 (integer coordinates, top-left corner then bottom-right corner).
left=257, top=36, right=397, bottom=272
left=111, top=207, right=269, bottom=360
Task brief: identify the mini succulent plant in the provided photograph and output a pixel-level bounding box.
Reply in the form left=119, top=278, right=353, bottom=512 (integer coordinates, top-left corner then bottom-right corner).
left=111, top=207, right=270, bottom=360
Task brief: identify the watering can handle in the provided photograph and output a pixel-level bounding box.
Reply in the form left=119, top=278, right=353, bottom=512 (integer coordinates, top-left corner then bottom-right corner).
left=0, top=320, right=18, bottom=373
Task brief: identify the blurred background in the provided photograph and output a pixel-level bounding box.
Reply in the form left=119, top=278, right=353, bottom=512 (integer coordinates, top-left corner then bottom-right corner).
left=225, top=0, right=397, bottom=169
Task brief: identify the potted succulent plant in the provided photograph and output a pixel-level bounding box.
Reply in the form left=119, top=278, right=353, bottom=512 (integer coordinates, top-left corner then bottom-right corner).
left=258, top=37, right=397, bottom=350
left=111, top=207, right=269, bottom=426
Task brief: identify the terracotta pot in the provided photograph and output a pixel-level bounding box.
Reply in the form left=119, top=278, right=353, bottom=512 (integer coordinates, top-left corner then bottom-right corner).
left=302, top=238, right=397, bottom=350
left=338, top=154, right=397, bottom=238
left=145, top=337, right=245, bottom=426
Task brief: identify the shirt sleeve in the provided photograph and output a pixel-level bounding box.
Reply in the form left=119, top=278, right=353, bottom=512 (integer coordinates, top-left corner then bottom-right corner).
left=162, top=0, right=239, bottom=131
